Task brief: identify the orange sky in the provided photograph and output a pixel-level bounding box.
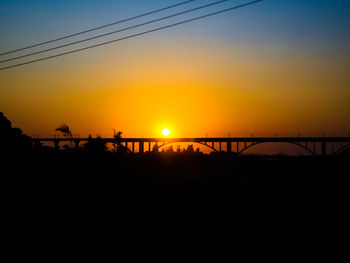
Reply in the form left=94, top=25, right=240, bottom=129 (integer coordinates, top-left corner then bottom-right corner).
left=1, top=36, right=349, bottom=139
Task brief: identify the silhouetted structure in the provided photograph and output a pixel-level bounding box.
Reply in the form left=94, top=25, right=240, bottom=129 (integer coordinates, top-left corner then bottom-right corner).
left=83, top=135, right=107, bottom=152
left=33, top=136, right=350, bottom=156
left=1, top=112, right=350, bottom=208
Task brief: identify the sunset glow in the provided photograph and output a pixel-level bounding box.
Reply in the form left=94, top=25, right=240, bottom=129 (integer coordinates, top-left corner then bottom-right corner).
left=162, top=128, right=171, bottom=137
left=0, top=0, right=349, bottom=140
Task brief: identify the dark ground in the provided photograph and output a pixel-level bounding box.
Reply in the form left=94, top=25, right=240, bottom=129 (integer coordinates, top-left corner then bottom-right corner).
left=4, top=150, right=350, bottom=209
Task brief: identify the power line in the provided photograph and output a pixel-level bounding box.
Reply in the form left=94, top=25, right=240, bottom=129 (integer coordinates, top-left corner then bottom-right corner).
left=0, top=0, right=264, bottom=71
left=0, top=0, right=196, bottom=56
left=0, top=0, right=230, bottom=64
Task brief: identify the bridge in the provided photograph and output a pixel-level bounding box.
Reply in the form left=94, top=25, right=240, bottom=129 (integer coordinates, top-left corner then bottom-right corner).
left=32, top=137, right=350, bottom=156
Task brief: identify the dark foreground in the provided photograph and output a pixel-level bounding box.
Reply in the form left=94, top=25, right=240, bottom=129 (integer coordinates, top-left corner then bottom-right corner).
left=4, top=150, right=350, bottom=209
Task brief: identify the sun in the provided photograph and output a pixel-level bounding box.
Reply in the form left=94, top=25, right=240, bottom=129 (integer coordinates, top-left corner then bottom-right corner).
left=162, top=128, right=170, bottom=137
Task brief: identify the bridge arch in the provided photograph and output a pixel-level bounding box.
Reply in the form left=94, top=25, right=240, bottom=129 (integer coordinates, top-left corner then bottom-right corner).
left=157, top=141, right=218, bottom=152
left=238, top=141, right=315, bottom=156
left=334, top=143, right=350, bottom=155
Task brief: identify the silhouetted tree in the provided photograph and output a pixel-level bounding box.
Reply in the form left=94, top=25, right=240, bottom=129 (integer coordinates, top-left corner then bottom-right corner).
left=55, top=124, right=73, bottom=149
left=83, top=135, right=107, bottom=153
left=152, top=145, right=159, bottom=152
left=186, top=144, right=194, bottom=152
left=112, top=129, right=128, bottom=153
left=166, top=146, right=174, bottom=153
left=55, top=124, right=72, bottom=138
left=0, top=112, right=32, bottom=153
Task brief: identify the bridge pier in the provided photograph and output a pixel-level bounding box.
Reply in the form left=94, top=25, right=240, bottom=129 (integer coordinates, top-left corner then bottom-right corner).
left=139, top=142, right=144, bottom=153
left=74, top=140, right=80, bottom=149
left=34, top=140, right=41, bottom=149
left=53, top=140, right=60, bottom=151
left=313, top=142, right=316, bottom=154
left=132, top=142, right=135, bottom=152
left=154, top=142, right=159, bottom=152
left=227, top=141, right=232, bottom=153
left=219, top=142, right=222, bottom=152
left=321, top=141, right=327, bottom=156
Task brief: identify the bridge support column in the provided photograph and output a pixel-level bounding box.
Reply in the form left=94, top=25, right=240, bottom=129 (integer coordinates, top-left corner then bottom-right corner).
left=74, top=140, right=80, bottom=150
left=34, top=140, right=41, bottom=149
left=54, top=140, right=60, bottom=151
left=227, top=141, right=231, bottom=153
left=321, top=141, right=327, bottom=156
left=139, top=142, right=144, bottom=153
left=313, top=142, right=316, bottom=154
left=149, top=141, right=151, bottom=152
left=219, top=142, right=222, bottom=152
left=132, top=142, right=135, bottom=153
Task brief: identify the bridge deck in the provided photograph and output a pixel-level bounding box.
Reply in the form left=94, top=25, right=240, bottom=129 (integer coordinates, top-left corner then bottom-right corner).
left=33, top=137, right=350, bottom=143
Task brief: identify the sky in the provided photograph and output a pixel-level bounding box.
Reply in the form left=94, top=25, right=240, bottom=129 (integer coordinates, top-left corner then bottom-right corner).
left=0, top=0, right=350, bottom=144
